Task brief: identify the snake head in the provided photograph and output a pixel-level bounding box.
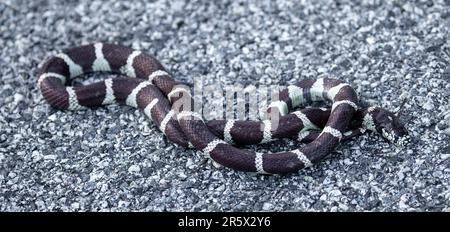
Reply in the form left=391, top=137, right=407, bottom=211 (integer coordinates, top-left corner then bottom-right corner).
left=364, top=106, right=410, bottom=146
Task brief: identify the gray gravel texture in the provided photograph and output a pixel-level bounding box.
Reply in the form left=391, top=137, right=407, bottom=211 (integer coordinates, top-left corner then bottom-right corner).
left=1, top=0, right=450, bottom=212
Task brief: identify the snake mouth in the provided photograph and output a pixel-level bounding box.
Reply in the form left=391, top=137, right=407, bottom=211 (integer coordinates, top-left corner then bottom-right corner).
left=394, top=135, right=410, bottom=147
left=381, top=128, right=410, bottom=147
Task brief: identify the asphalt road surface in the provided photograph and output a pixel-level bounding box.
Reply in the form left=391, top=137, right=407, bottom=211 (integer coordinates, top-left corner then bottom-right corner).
left=0, top=0, right=449, bottom=211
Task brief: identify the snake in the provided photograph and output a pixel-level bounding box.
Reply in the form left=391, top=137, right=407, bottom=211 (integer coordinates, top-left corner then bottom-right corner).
left=37, top=43, right=409, bottom=174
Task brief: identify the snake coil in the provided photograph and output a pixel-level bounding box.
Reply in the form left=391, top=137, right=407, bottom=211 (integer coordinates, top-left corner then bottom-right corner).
left=38, top=43, right=409, bottom=174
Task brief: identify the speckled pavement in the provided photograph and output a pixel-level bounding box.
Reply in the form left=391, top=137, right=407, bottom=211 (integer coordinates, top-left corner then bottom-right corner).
left=0, top=0, right=449, bottom=211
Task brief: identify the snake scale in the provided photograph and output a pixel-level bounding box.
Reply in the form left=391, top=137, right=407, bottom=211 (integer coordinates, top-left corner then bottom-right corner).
left=38, top=43, right=409, bottom=174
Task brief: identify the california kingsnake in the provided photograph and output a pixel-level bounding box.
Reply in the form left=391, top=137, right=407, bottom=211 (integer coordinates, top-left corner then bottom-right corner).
left=38, top=43, right=409, bottom=174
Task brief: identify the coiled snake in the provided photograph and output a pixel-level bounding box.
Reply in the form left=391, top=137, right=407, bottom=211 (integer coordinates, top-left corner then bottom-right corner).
left=38, top=43, right=409, bottom=174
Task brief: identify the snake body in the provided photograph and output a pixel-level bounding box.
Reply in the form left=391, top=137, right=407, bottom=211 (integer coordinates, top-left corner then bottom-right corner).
left=38, top=43, right=409, bottom=174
